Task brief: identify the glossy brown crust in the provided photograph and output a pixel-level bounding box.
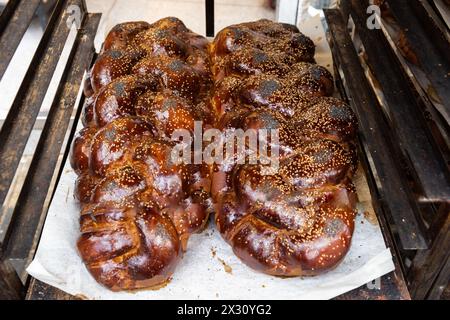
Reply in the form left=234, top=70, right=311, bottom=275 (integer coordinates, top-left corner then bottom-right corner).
left=89, top=117, right=155, bottom=176
left=102, top=21, right=151, bottom=51
left=209, top=19, right=315, bottom=82
left=81, top=96, right=95, bottom=127
left=90, top=18, right=212, bottom=96
left=83, top=71, right=95, bottom=98
left=70, top=127, right=97, bottom=175
left=210, top=63, right=335, bottom=120
left=78, top=204, right=180, bottom=291
left=74, top=173, right=99, bottom=204
left=91, top=48, right=146, bottom=93
left=70, top=17, right=213, bottom=291
left=210, top=20, right=359, bottom=276
left=70, top=17, right=359, bottom=288
left=93, top=75, right=159, bottom=127
left=135, top=90, right=214, bottom=137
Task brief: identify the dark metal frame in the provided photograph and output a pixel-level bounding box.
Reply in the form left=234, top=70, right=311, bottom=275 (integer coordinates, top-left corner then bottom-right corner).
left=0, top=0, right=447, bottom=300
left=325, top=0, right=449, bottom=300
left=205, top=0, right=214, bottom=37
left=0, top=0, right=101, bottom=299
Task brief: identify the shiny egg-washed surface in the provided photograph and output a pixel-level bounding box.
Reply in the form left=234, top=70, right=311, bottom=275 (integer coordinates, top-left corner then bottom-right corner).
left=209, top=19, right=359, bottom=276
left=70, top=17, right=359, bottom=290
left=70, top=17, right=213, bottom=291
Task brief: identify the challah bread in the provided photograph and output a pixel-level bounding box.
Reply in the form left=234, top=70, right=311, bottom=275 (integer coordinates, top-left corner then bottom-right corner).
left=70, top=17, right=360, bottom=289
left=209, top=20, right=359, bottom=276
left=70, top=17, right=213, bottom=291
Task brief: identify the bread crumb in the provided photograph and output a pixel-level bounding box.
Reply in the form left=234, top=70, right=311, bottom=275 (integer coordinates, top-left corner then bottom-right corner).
left=217, top=257, right=232, bottom=274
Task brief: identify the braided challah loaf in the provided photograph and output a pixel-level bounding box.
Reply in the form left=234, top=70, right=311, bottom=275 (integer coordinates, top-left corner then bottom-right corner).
left=70, top=17, right=213, bottom=291
left=70, top=17, right=359, bottom=290
left=209, top=20, right=359, bottom=276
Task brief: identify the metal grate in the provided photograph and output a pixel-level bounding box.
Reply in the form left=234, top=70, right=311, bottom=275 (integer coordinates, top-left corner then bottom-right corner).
left=325, top=0, right=450, bottom=299
left=0, top=0, right=101, bottom=299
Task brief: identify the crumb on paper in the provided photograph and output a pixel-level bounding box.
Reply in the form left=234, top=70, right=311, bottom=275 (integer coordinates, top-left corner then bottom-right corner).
left=217, top=257, right=232, bottom=274
left=65, top=187, right=70, bottom=203
left=363, top=208, right=379, bottom=226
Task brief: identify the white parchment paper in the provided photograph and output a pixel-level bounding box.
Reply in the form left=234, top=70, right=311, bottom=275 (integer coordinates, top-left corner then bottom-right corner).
left=26, top=15, right=394, bottom=300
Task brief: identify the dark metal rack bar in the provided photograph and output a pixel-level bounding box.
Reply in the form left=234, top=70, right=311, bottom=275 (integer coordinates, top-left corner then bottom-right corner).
left=386, top=0, right=450, bottom=124
left=333, top=59, right=411, bottom=299
left=324, top=8, right=428, bottom=251
left=0, top=0, right=41, bottom=81
left=0, top=0, right=82, bottom=217
left=0, top=0, right=101, bottom=299
left=205, top=0, right=214, bottom=37
left=4, top=13, right=101, bottom=277
left=325, top=0, right=450, bottom=300
left=350, top=0, right=450, bottom=203
left=408, top=203, right=449, bottom=299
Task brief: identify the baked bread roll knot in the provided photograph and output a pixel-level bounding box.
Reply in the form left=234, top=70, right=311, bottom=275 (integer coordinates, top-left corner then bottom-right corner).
left=209, top=19, right=315, bottom=82
left=89, top=18, right=211, bottom=95
left=210, top=63, right=334, bottom=120
left=70, top=18, right=213, bottom=291
left=210, top=20, right=359, bottom=276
